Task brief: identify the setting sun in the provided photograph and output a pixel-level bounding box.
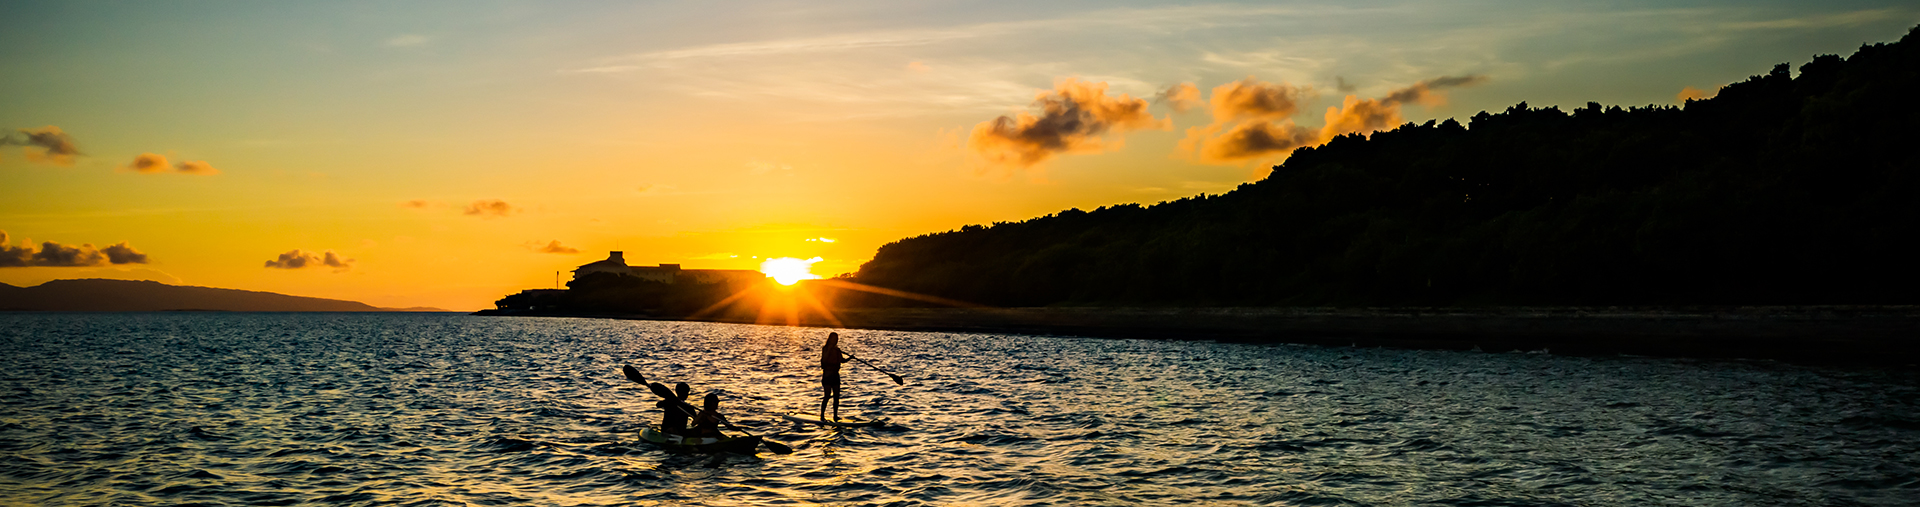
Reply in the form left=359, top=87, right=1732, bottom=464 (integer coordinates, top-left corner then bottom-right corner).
left=759, top=257, right=825, bottom=286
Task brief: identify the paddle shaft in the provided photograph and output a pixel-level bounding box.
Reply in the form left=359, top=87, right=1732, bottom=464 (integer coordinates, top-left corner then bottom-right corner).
left=844, top=352, right=904, bottom=385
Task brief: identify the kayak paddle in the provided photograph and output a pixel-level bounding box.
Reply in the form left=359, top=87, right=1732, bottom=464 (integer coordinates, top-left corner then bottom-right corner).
left=846, top=353, right=905, bottom=385
left=621, top=365, right=795, bottom=455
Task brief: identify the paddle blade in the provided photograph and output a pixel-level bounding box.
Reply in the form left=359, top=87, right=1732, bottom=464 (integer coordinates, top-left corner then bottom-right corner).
left=621, top=365, right=645, bottom=385
left=761, top=439, right=794, bottom=454
left=888, top=373, right=905, bottom=385
left=646, top=382, right=679, bottom=400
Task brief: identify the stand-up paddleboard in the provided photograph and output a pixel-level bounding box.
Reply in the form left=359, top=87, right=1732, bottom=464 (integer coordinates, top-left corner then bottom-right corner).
left=782, top=412, right=889, bottom=427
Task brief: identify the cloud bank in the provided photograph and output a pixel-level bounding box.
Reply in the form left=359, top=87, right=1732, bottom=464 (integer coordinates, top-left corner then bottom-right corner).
left=969, top=79, right=1168, bottom=168
left=263, top=249, right=353, bottom=271
left=1, top=231, right=149, bottom=267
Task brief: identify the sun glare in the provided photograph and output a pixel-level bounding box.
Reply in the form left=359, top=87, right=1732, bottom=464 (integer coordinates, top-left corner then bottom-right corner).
left=760, top=257, right=825, bottom=286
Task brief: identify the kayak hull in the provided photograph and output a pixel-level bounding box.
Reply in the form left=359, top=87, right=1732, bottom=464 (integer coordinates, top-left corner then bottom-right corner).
left=639, top=426, right=763, bottom=454
left=781, top=412, right=889, bottom=427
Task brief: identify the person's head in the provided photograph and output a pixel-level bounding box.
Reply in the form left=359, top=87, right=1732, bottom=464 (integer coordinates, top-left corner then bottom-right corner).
left=702, top=393, right=719, bottom=410
left=674, top=382, right=690, bottom=400
left=826, top=332, right=839, bottom=346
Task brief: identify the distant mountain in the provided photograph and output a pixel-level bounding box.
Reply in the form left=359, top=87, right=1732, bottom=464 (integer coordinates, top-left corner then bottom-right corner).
left=0, top=279, right=449, bottom=312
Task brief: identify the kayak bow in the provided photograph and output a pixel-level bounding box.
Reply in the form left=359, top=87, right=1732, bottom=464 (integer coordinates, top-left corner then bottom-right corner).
left=639, top=426, right=764, bottom=454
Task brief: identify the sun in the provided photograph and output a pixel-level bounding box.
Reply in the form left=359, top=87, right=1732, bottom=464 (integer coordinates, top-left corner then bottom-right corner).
left=759, top=257, right=825, bottom=286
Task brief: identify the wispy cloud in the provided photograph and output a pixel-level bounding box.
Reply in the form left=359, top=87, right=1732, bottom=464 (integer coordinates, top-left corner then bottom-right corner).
left=529, top=240, right=580, bottom=254
left=554, top=4, right=1370, bottom=119
left=1719, top=9, right=1904, bottom=31
left=617, top=31, right=971, bottom=62
left=462, top=199, right=517, bottom=218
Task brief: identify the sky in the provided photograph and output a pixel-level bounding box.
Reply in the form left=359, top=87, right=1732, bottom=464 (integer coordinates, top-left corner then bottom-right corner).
left=3, top=0, right=1915, bottom=311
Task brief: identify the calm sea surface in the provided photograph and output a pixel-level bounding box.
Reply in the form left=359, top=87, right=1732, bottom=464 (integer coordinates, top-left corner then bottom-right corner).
left=1, top=313, right=1915, bottom=506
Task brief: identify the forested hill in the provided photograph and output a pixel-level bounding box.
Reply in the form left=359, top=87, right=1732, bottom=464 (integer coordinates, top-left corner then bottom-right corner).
left=854, top=26, right=1920, bottom=307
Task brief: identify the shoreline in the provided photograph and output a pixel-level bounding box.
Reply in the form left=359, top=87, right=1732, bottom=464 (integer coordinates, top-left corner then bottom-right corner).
left=473, top=306, right=1920, bottom=367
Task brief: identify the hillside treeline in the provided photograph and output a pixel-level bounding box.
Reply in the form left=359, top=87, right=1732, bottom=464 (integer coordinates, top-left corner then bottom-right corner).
left=853, top=26, right=1920, bottom=307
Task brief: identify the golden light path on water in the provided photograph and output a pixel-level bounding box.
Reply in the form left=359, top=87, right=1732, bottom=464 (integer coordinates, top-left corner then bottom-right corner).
left=0, top=313, right=1915, bottom=505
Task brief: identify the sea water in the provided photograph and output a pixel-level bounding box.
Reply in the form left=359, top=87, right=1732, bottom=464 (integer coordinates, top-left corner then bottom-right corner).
left=0, top=312, right=1914, bottom=505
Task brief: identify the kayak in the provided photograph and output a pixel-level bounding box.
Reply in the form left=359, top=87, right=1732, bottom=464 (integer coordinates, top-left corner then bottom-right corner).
left=781, top=412, right=889, bottom=427
left=639, top=426, right=763, bottom=454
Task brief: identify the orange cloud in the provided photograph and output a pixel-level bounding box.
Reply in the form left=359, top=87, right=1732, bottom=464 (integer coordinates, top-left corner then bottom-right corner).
left=1318, top=75, right=1485, bottom=140
left=1208, top=77, right=1311, bottom=122
left=1177, top=77, right=1315, bottom=164
left=1678, top=86, right=1717, bottom=102
left=123, top=153, right=220, bottom=175
left=1, top=231, right=149, bottom=267
left=1318, top=94, right=1405, bottom=140
left=175, top=160, right=218, bottom=175
left=128, top=153, right=170, bottom=173
left=969, top=78, right=1168, bottom=168
left=4, top=126, right=81, bottom=166
left=1187, top=121, right=1321, bottom=162
left=462, top=199, right=517, bottom=218
left=1182, top=75, right=1486, bottom=163
left=400, top=199, right=438, bottom=209
left=263, top=249, right=353, bottom=271
left=532, top=240, right=579, bottom=254
left=1156, top=83, right=1203, bottom=113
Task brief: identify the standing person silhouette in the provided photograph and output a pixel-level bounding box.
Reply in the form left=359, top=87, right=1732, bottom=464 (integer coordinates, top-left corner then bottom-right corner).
left=819, top=332, right=851, bottom=421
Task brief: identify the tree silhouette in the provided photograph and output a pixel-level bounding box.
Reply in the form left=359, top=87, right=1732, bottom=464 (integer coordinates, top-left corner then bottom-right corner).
left=852, top=25, right=1920, bottom=307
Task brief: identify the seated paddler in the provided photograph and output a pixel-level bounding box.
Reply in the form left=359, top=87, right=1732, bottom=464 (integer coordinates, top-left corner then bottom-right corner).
left=656, top=382, right=693, bottom=435
left=688, top=393, right=726, bottom=438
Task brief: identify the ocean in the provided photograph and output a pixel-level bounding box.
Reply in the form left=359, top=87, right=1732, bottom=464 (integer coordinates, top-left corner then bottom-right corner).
left=1, top=312, right=1914, bottom=505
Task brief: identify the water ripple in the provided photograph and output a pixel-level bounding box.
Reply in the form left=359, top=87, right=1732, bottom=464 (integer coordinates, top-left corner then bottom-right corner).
left=1, top=313, right=1916, bottom=505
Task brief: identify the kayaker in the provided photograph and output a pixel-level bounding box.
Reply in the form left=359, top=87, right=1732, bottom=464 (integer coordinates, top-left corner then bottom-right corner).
left=819, top=332, right=851, bottom=421
left=656, top=382, right=693, bottom=435
left=688, top=393, right=725, bottom=438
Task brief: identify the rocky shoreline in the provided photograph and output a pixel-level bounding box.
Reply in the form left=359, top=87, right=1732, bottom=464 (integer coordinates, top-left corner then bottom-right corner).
left=474, top=306, right=1920, bottom=366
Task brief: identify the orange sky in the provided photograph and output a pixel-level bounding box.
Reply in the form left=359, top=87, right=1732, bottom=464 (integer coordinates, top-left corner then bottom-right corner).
left=4, top=2, right=1914, bottom=310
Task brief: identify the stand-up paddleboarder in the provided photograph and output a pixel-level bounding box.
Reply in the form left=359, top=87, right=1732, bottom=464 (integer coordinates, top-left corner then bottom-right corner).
left=819, top=332, right=850, bottom=421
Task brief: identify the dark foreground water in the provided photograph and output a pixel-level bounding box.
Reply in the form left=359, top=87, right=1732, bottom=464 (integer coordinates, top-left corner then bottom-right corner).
left=1, top=313, right=1915, bottom=506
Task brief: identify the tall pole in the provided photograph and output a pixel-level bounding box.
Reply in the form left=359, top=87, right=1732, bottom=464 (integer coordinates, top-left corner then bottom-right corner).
left=555, top=271, right=560, bottom=289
